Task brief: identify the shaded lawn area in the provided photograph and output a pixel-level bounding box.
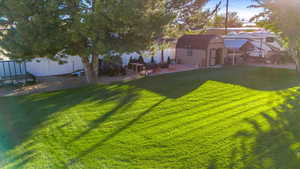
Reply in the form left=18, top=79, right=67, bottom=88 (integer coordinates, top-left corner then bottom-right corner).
left=1, top=66, right=300, bottom=169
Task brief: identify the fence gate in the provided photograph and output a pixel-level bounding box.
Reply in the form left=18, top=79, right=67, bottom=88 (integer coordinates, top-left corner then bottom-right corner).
left=0, top=60, right=29, bottom=85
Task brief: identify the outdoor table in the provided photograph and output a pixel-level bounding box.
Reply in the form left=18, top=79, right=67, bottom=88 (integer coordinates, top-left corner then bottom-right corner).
left=131, top=63, right=144, bottom=72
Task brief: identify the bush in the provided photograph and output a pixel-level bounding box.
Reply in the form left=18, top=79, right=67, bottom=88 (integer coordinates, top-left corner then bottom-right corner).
left=269, top=52, right=293, bottom=64
left=128, top=56, right=133, bottom=69
left=167, top=57, right=171, bottom=65
left=99, top=55, right=126, bottom=76
left=151, top=56, right=155, bottom=64
left=103, top=55, right=123, bottom=65
left=138, top=55, right=145, bottom=64
left=100, top=63, right=126, bottom=76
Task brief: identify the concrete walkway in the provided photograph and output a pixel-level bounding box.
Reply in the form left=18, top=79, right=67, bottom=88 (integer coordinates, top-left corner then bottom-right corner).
left=247, top=63, right=297, bottom=70
left=0, top=64, right=199, bottom=96
left=154, top=64, right=198, bottom=75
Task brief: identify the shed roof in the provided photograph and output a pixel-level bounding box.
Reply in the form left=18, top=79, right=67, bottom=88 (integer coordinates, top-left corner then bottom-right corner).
left=176, top=34, right=219, bottom=49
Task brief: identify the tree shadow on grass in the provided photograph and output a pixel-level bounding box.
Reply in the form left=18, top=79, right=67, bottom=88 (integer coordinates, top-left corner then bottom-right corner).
left=128, top=66, right=300, bottom=98
left=228, top=89, right=300, bottom=169
left=69, top=87, right=139, bottom=143
left=64, top=98, right=167, bottom=168
left=0, top=84, right=128, bottom=167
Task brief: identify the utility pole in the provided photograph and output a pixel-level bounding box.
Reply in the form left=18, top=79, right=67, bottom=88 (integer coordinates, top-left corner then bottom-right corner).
left=225, top=0, right=229, bottom=35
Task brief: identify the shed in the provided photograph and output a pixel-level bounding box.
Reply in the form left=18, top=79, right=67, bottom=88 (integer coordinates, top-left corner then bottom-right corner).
left=176, top=35, right=226, bottom=68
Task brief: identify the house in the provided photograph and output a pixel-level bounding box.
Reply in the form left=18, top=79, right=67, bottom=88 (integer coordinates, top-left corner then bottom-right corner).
left=224, top=39, right=249, bottom=64
left=176, top=35, right=226, bottom=68
left=224, top=31, right=283, bottom=58
left=203, top=27, right=265, bottom=35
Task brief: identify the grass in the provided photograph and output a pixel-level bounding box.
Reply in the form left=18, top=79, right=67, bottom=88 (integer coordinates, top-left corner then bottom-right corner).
left=1, top=66, right=300, bottom=169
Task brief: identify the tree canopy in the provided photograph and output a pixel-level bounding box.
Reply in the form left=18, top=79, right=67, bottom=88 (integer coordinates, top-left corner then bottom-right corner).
left=209, top=12, right=243, bottom=28
left=0, top=0, right=210, bottom=82
left=0, top=0, right=172, bottom=82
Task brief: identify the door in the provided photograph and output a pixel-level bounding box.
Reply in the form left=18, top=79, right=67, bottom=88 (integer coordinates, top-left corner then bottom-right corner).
left=216, top=48, right=223, bottom=65
left=209, top=49, right=216, bottom=66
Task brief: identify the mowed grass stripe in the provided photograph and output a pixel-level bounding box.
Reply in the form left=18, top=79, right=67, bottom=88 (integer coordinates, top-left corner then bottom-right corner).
left=1, top=66, right=300, bottom=169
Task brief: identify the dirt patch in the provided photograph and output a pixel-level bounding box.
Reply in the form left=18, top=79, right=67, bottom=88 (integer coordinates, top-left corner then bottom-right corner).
left=0, top=72, right=142, bottom=96
left=0, top=75, right=87, bottom=96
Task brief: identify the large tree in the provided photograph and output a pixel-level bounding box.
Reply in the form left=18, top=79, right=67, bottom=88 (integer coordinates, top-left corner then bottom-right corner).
left=250, top=0, right=300, bottom=71
left=0, top=0, right=211, bottom=83
left=0, top=0, right=172, bottom=83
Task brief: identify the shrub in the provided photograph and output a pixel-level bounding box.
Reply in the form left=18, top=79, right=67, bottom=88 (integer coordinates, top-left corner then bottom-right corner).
left=151, top=56, right=155, bottom=64
left=167, top=57, right=171, bottom=65
left=99, top=55, right=126, bottom=76
left=103, top=55, right=123, bottom=65
left=128, top=56, right=133, bottom=69
left=138, top=55, right=145, bottom=64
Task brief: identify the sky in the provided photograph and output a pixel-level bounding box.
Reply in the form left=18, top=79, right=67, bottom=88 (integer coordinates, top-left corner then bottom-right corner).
left=205, top=0, right=263, bottom=21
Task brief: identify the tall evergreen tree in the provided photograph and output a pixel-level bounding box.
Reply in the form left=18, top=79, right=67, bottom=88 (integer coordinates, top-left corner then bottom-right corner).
left=0, top=0, right=172, bottom=83
left=0, top=0, right=211, bottom=83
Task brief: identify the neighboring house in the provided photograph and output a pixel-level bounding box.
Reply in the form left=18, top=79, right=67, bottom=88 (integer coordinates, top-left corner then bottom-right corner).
left=224, top=39, right=250, bottom=65
left=176, top=35, right=226, bottom=67
left=203, top=27, right=265, bottom=35
left=224, top=31, right=283, bottom=58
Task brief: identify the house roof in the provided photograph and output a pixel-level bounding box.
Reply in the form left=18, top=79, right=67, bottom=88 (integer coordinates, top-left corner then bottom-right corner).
left=249, top=41, right=272, bottom=51
left=176, top=34, right=219, bottom=49
left=224, top=39, right=248, bottom=49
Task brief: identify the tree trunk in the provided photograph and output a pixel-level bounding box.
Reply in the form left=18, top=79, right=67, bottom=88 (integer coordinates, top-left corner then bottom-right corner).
left=294, top=54, right=300, bottom=73
left=290, top=53, right=300, bottom=72
left=81, top=56, right=98, bottom=84
left=289, top=39, right=300, bottom=73
left=92, top=53, right=99, bottom=77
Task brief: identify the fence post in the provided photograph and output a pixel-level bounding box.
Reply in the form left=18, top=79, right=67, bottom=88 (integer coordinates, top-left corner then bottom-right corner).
left=1, top=62, right=5, bottom=77
left=24, top=62, right=27, bottom=84
left=8, top=62, right=13, bottom=85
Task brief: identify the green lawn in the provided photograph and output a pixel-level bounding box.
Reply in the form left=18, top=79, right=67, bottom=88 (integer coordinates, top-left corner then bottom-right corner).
left=1, top=66, right=300, bottom=169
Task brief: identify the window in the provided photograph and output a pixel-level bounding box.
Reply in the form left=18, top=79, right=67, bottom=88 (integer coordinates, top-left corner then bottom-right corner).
left=266, top=37, right=275, bottom=43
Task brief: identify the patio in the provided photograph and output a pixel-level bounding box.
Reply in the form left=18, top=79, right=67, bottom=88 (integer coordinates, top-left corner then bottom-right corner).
left=0, top=64, right=199, bottom=96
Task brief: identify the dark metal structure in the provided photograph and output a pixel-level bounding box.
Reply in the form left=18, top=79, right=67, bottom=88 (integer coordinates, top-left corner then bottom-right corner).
left=225, top=0, right=229, bottom=35
left=0, top=60, right=32, bottom=85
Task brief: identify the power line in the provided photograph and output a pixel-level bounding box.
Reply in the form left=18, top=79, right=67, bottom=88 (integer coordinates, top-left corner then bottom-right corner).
left=225, top=0, right=229, bottom=34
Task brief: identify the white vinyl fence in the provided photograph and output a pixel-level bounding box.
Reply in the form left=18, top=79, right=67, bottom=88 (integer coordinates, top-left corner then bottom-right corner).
left=24, top=48, right=176, bottom=77
left=26, top=56, right=84, bottom=77
left=121, top=48, right=176, bottom=65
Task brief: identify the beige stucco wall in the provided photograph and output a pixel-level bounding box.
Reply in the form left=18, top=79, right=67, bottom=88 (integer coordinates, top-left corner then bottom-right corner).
left=176, top=48, right=206, bottom=67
